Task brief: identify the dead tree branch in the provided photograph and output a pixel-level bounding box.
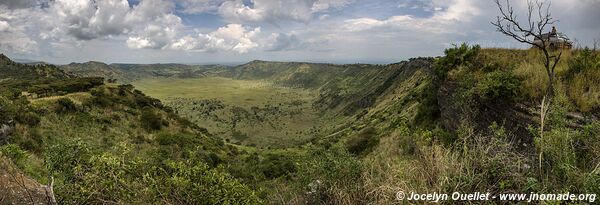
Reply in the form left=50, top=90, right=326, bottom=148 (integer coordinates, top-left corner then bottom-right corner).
left=491, top=0, right=562, bottom=97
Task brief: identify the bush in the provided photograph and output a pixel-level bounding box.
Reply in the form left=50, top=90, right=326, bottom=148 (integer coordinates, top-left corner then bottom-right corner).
left=346, top=127, right=379, bottom=156
left=141, top=108, right=163, bottom=131
left=296, top=146, right=364, bottom=204
left=0, top=96, right=16, bottom=122
left=15, top=111, right=41, bottom=126
left=154, top=160, right=262, bottom=204
left=55, top=98, right=79, bottom=113
left=0, top=144, right=28, bottom=167
left=435, top=43, right=481, bottom=79
left=476, top=70, right=521, bottom=101
left=565, top=48, right=600, bottom=111
left=259, top=154, right=296, bottom=179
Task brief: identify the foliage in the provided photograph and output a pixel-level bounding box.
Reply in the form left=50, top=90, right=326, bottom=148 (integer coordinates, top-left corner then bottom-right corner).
left=258, top=153, right=296, bottom=179
left=565, top=48, right=600, bottom=111
left=0, top=144, right=28, bottom=168
left=152, top=160, right=262, bottom=204
left=346, top=127, right=379, bottom=156
left=295, top=146, right=364, bottom=203
left=435, top=43, right=481, bottom=79
left=55, top=98, right=79, bottom=113
left=476, top=70, right=521, bottom=101
left=140, top=107, right=163, bottom=131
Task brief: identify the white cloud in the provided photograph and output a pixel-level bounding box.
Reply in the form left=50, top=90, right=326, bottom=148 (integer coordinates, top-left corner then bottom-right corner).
left=0, top=20, right=10, bottom=32
left=0, top=0, right=39, bottom=9
left=126, top=37, right=154, bottom=49
left=218, top=0, right=350, bottom=23
left=49, top=0, right=131, bottom=40
left=125, top=0, right=183, bottom=49
left=170, top=24, right=261, bottom=53
left=176, top=0, right=226, bottom=14
left=342, top=0, right=481, bottom=33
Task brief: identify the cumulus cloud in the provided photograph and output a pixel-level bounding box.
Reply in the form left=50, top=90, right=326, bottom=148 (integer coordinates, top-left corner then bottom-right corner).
left=0, top=7, right=40, bottom=54
left=218, top=0, right=350, bottom=23
left=49, top=0, right=131, bottom=40
left=125, top=0, right=183, bottom=49
left=1, top=0, right=600, bottom=64
left=340, top=0, right=483, bottom=38
left=264, top=33, right=304, bottom=51
left=176, top=0, right=226, bottom=14
left=170, top=24, right=261, bottom=53
left=0, top=0, right=40, bottom=9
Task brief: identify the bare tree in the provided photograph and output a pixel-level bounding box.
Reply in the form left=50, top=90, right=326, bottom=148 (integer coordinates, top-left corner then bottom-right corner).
left=491, top=0, right=562, bottom=98
left=491, top=0, right=563, bottom=173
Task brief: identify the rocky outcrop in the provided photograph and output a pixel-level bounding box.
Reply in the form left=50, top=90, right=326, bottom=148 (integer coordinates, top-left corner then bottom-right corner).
left=0, top=158, right=56, bottom=205
left=0, top=122, right=14, bottom=145
left=437, top=80, right=537, bottom=146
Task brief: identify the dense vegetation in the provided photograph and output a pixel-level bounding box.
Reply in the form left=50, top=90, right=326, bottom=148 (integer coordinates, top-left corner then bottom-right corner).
left=1, top=45, right=600, bottom=204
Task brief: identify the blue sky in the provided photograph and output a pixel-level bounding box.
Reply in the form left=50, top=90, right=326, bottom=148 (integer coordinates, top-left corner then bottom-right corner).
left=0, top=0, right=599, bottom=64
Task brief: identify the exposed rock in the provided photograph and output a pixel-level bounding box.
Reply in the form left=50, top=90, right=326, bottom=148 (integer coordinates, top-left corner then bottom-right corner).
left=0, top=158, right=56, bottom=205
left=0, top=122, right=14, bottom=145
left=437, top=80, right=537, bottom=146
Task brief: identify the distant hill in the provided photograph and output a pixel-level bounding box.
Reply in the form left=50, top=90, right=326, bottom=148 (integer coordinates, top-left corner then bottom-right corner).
left=12, top=58, right=47, bottom=65
left=61, top=62, right=229, bottom=83
left=0, top=53, right=72, bottom=81
left=61, top=61, right=130, bottom=82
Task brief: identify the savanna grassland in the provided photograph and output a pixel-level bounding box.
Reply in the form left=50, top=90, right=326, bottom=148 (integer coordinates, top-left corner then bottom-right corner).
left=133, top=77, right=322, bottom=148
left=1, top=46, right=600, bottom=204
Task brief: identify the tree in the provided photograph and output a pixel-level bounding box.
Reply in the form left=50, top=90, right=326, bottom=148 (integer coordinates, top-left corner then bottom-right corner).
left=491, top=0, right=561, bottom=98
left=491, top=0, right=562, bottom=173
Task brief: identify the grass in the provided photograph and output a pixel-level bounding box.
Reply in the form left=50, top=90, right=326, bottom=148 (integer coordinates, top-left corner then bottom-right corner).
left=132, top=77, right=324, bottom=148
left=133, top=77, right=313, bottom=107
left=479, top=48, right=600, bottom=112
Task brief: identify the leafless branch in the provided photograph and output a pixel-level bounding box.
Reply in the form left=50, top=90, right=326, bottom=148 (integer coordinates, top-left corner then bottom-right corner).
left=491, top=0, right=561, bottom=98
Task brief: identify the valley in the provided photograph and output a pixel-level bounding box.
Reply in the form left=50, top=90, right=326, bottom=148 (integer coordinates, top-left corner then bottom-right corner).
left=132, top=77, right=323, bottom=148
left=1, top=47, right=600, bottom=204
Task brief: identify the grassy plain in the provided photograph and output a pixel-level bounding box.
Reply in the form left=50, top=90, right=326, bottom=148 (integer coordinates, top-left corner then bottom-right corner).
left=133, top=77, right=323, bottom=148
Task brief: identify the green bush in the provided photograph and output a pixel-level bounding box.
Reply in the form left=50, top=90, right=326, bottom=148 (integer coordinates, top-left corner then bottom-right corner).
left=566, top=48, right=600, bottom=79
left=154, top=160, right=262, bottom=204
left=296, top=146, right=364, bottom=204
left=259, top=154, right=296, bottom=179
left=476, top=70, right=521, bottom=101
left=346, top=127, right=379, bottom=156
left=16, top=111, right=41, bottom=126
left=55, top=98, right=79, bottom=113
left=435, top=43, right=481, bottom=79
left=140, top=108, right=163, bottom=131
left=0, top=144, right=28, bottom=167
left=0, top=96, right=16, bottom=122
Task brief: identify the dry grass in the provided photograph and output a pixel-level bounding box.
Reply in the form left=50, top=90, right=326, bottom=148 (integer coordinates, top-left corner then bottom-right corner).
left=481, top=48, right=600, bottom=112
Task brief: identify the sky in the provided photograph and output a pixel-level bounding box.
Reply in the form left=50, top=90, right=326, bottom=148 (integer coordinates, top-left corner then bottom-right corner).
left=0, top=0, right=599, bottom=65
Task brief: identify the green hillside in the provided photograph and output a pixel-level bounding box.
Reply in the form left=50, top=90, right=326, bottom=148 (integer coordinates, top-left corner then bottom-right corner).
left=2, top=46, right=600, bottom=204
left=61, top=61, right=229, bottom=83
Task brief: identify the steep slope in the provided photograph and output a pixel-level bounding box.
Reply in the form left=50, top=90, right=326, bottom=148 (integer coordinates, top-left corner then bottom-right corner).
left=0, top=54, right=72, bottom=81
left=61, top=62, right=229, bottom=83
left=61, top=61, right=129, bottom=82
left=0, top=56, right=261, bottom=204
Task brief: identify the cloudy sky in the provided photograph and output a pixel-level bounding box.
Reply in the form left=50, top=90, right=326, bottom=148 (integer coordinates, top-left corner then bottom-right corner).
left=0, top=0, right=599, bottom=64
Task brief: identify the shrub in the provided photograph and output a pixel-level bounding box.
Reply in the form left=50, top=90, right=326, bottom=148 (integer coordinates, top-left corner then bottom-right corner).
left=296, top=146, right=364, bottom=204
left=140, top=108, right=163, bottom=131
left=346, top=127, right=379, bottom=156
left=154, top=160, right=262, bottom=204
left=435, top=43, right=481, bottom=79
left=0, top=96, right=16, bottom=122
left=0, top=144, right=28, bottom=168
left=476, top=70, right=521, bottom=101
left=15, top=111, right=41, bottom=126
left=259, top=154, right=296, bottom=179
left=565, top=48, right=600, bottom=111
left=55, top=98, right=79, bottom=113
